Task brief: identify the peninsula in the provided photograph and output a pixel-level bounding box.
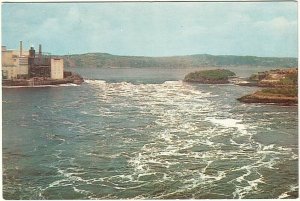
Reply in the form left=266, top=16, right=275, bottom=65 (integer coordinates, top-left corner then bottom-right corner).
left=237, top=68, right=298, bottom=105
left=2, top=42, right=84, bottom=87
left=183, top=68, right=297, bottom=106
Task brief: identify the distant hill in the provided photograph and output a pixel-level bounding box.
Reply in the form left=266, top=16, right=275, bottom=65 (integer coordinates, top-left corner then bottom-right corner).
left=61, top=53, right=297, bottom=68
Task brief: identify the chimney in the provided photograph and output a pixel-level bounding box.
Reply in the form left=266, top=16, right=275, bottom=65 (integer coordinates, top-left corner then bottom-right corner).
left=19, top=41, right=23, bottom=56
left=29, top=46, right=35, bottom=58
left=39, top=44, right=42, bottom=55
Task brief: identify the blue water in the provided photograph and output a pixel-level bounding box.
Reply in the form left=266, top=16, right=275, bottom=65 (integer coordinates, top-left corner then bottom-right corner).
left=2, top=67, right=298, bottom=199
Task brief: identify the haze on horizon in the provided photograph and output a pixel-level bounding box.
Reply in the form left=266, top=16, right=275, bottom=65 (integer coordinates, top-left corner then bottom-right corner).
left=2, top=2, right=298, bottom=58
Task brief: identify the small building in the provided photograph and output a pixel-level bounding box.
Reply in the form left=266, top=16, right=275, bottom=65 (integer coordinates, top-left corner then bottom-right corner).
left=51, top=58, right=64, bottom=79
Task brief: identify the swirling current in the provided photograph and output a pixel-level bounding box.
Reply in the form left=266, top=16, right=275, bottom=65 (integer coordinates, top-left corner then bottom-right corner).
left=2, top=69, right=298, bottom=199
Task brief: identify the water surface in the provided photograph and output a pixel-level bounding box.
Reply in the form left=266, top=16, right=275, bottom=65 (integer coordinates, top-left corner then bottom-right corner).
left=3, top=67, right=298, bottom=199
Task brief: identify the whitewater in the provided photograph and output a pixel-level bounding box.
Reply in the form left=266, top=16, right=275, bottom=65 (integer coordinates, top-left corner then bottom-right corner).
left=2, top=73, right=298, bottom=199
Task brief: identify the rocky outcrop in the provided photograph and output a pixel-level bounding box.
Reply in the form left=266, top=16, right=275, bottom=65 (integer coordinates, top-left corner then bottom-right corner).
left=237, top=68, right=298, bottom=105
left=249, top=68, right=297, bottom=87
left=237, top=93, right=297, bottom=106
left=184, top=78, right=230, bottom=84
left=184, top=69, right=236, bottom=84
left=64, top=71, right=84, bottom=84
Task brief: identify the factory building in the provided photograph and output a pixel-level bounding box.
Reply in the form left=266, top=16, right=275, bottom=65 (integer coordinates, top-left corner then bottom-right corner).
left=18, top=56, right=29, bottom=77
left=2, top=47, right=17, bottom=79
left=2, top=41, right=64, bottom=80
left=28, top=45, right=51, bottom=78
left=2, top=41, right=30, bottom=79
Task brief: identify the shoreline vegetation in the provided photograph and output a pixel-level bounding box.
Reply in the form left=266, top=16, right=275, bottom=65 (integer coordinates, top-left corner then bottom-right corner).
left=237, top=68, right=298, bottom=106
left=183, top=68, right=298, bottom=106
left=63, top=53, right=297, bottom=68
left=183, top=69, right=236, bottom=84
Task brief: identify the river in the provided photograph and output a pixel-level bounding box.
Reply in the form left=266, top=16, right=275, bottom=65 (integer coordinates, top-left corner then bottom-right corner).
left=2, top=67, right=298, bottom=199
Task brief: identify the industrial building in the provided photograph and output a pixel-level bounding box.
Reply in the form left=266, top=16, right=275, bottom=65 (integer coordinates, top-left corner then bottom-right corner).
left=51, top=58, right=64, bottom=79
left=2, top=42, right=29, bottom=79
left=2, top=41, right=64, bottom=80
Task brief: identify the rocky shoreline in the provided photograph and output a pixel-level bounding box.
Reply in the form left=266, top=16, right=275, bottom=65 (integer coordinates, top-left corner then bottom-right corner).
left=183, top=68, right=297, bottom=106
left=236, top=68, right=298, bottom=106
left=2, top=71, right=84, bottom=87
left=237, top=93, right=297, bottom=106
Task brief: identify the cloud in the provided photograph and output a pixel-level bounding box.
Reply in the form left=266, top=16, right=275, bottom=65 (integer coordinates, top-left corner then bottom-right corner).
left=254, top=17, right=297, bottom=33
left=2, top=2, right=297, bottom=57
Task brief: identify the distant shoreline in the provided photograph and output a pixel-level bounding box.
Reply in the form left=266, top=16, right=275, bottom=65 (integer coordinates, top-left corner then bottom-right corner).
left=63, top=53, right=297, bottom=69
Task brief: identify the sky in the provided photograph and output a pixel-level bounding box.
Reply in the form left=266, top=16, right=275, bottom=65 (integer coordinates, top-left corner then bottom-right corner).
left=1, top=2, right=298, bottom=57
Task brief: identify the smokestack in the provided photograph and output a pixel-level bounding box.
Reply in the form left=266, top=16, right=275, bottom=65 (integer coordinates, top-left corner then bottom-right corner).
left=29, top=46, right=35, bottom=58
left=19, top=41, right=23, bottom=56
left=39, top=44, right=42, bottom=55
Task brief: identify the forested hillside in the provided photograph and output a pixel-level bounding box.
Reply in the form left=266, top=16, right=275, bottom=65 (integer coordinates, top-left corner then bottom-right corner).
left=62, top=53, right=297, bottom=68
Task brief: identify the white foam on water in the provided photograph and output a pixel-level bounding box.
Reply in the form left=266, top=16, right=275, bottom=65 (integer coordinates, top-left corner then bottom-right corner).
left=52, top=150, right=63, bottom=159
left=230, top=152, right=283, bottom=199
left=41, top=79, right=297, bottom=199
left=80, top=111, right=88, bottom=115
left=163, top=80, right=181, bottom=85
left=128, top=153, right=150, bottom=174
left=59, top=83, right=79, bottom=87
left=73, top=186, right=90, bottom=195
left=278, top=184, right=298, bottom=199
left=206, top=117, right=247, bottom=135
left=84, top=79, right=106, bottom=85
left=47, top=179, right=70, bottom=188
left=159, top=129, right=173, bottom=143
left=262, top=144, right=275, bottom=151
left=235, top=167, right=251, bottom=183
left=57, top=169, right=87, bottom=183
left=204, top=139, right=214, bottom=146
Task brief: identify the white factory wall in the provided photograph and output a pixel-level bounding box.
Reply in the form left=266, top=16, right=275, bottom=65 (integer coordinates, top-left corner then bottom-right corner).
left=51, top=58, right=64, bottom=79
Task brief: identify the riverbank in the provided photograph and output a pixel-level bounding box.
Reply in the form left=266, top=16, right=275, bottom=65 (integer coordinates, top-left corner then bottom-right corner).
left=2, top=71, right=84, bottom=87
left=237, top=91, right=297, bottom=106
left=237, top=68, right=298, bottom=105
